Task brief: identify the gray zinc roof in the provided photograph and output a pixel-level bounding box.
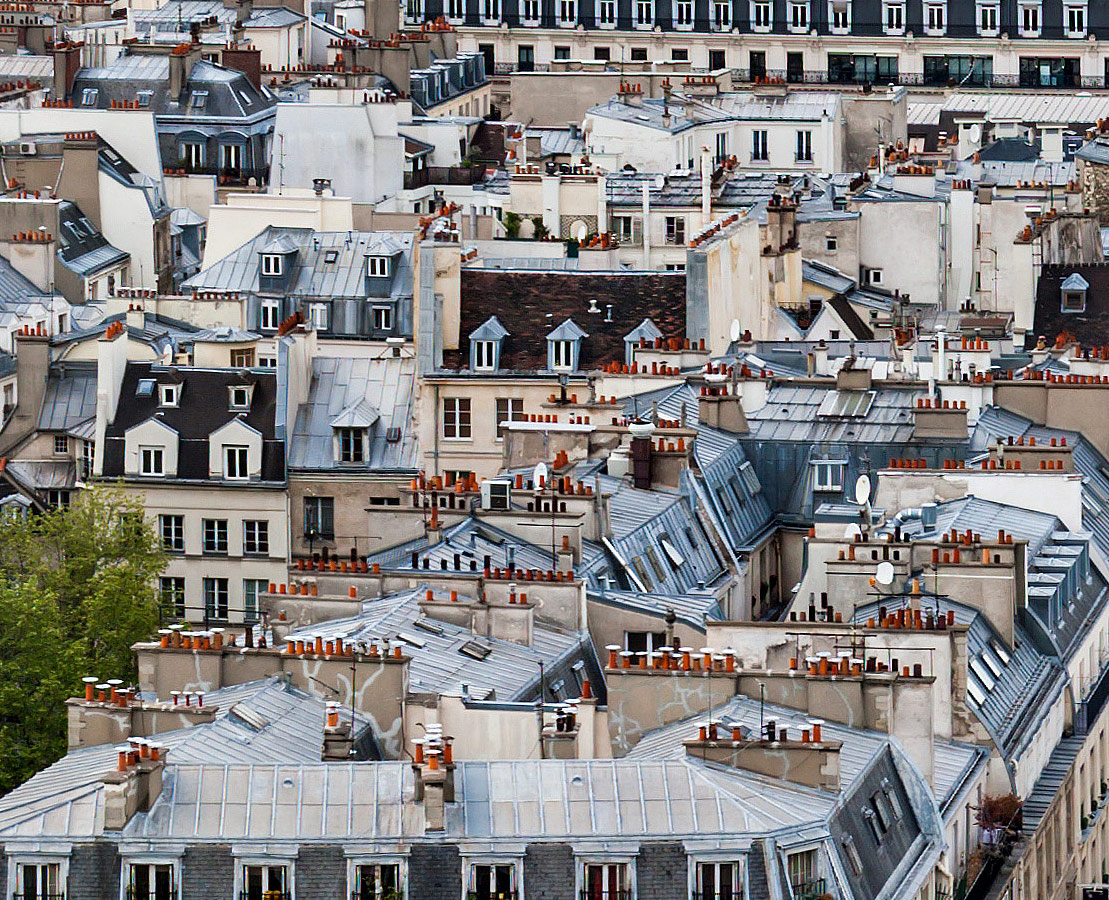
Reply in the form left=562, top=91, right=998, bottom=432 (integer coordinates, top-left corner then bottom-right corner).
left=38, top=362, right=97, bottom=432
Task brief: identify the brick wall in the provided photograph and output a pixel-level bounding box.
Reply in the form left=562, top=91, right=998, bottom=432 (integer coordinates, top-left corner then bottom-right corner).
left=69, top=842, right=120, bottom=900
left=295, top=845, right=345, bottom=900
left=524, top=843, right=574, bottom=900
left=636, top=842, right=687, bottom=900
left=182, top=844, right=234, bottom=900
left=408, top=844, right=461, bottom=898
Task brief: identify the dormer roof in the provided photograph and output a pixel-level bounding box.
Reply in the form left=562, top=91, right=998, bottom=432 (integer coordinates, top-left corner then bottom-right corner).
left=469, top=315, right=509, bottom=342
left=330, top=398, right=380, bottom=429
left=624, top=318, right=663, bottom=344
left=547, top=318, right=588, bottom=342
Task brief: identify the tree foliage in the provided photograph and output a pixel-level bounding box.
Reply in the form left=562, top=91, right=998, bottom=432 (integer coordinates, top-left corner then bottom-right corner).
left=0, top=485, right=165, bottom=794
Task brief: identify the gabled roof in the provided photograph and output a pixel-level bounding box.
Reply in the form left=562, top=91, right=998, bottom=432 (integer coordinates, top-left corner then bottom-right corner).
left=624, top=317, right=662, bottom=344
left=1061, top=272, right=1090, bottom=291
left=261, top=234, right=300, bottom=255
left=546, top=317, right=588, bottom=341
left=469, top=315, right=509, bottom=342
left=330, top=397, right=380, bottom=429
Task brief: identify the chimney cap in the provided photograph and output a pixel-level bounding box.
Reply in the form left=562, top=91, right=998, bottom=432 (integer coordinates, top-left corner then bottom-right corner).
left=106, top=678, right=123, bottom=686
left=82, top=675, right=98, bottom=684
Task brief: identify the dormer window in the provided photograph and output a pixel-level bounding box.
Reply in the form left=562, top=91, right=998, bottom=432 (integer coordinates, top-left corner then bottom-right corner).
left=223, top=445, right=249, bottom=480
left=546, top=318, right=587, bottom=373
left=366, top=256, right=389, bottom=277
left=1061, top=273, right=1088, bottom=313
left=140, top=446, right=164, bottom=476
left=337, top=427, right=366, bottom=463
left=229, top=385, right=252, bottom=410
left=159, top=384, right=179, bottom=407
left=189, top=90, right=208, bottom=109
left=469, top=315, right=508, bottom=372
left=261, top=254, right=282, bottom=276
left=473, top=341, right=497, bottom=370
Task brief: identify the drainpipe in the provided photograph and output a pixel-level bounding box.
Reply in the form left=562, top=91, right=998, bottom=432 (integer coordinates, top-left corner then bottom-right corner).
left=641, top=180, right=651, bottom=269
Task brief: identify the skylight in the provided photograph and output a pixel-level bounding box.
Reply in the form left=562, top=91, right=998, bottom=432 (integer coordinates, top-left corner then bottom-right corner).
left=969, top=658, right=996, bottom=692
left=136, top=379, right=156, bottom=397
left=966, top=677, right=987, bottom=707
left=459, top=639, right=492, bottom=659
left=818, top=390, right=875, bottom=418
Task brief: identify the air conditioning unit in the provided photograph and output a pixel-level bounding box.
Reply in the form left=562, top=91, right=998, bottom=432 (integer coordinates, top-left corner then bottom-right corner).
left=480, top=479, right=511, bottom=511
left=19, top=142, right=36, bottom=155
left=1080, top=887, right=1109, bottom=900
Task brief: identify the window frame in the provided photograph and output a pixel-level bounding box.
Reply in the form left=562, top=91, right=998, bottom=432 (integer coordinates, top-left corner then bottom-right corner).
left=53, top=433, right=69, bottom=454
left=160, top=513, right=185, bottom=553
left=260, top=254, right=283, bottom=277
left=121, top=857, right=180, bottom=900
left=202, top=576, right=229, bottom=621
left=260, top=300, right=281, bottom=330
left=811, top=460, right=845, bottom=492
left=346, top=857, right=407, bottom=900
left=202, top=518, right=229, bottom=555
left=495, top=397, right=525, bottom=440
left=337, top=427, right=366, bottom=463
left=882, top=0, right=904, bottom=33
left=243, top=519, right=269, bottom=556
left=223, top=444, right=250, bottom=480
left=796, top=129, right=813, bottom=162
left=788, top=0, right=808, bottom=31
left=303, top=496, right=335, bottom=541
left=139, top=445, right=165, bottom=477
left=749, top=0, right=771, bottom=30
left=442, top=397, right=473, bottom=440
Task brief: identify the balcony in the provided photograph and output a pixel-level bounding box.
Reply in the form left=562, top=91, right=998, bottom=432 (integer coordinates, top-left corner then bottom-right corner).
left=12, top=895, right=65, bottom=900
left=467, top=893, right=518, bottom=900
left=126, top=892, right=177, bottom=900
left=239, top=893, right=290, bottom=900
left=579, top=893, right=631, bottom=900
left=791, top=879, right=827, bottom=900
left=404, top=166, right=487, bottom=191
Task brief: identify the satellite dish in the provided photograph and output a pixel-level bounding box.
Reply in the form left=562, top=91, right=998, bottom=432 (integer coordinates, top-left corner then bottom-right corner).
left=533, top=461, right=548, bottom=487
left=844, top=524, right=862, bottom=540
left=729, top=319, right=741, bottom=342
left=968, top=123, right=981, bottom=143
left=854, top=474, right=872, bottom=505
left=876, top=562, right=895, bottom=586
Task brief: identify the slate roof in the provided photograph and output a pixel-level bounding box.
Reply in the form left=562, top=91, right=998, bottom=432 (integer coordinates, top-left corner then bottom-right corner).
left=101, top=362, right=284, bottom=483
left=55, top=201, right=129, bottom=278
left=0, top=254, right=51, bottom=306
left=288, top=586, right=597, bottom=702
left=1034, top=264, right=1109, bottom=346
left=71, top=56, right=275, bottom=124
left=606, top=170, right=785, bottom=208
left=588, top=588, right=723, bottom=632
left=444, top=270, right=686, bottom=371
left=131, top=0, right=306, bottom=33
left=288, top=354, right=418, bottom=472
left=185, top=228, right=414, bottom=301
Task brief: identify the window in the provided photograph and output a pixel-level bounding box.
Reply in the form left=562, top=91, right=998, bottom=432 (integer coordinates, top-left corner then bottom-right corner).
left=751, top=129, right=768, bottom=161
left=630, top=47, right=648, bottom=60
left=635, top=0, right=652, bottom=25
left=750, top=0, right=770, bottom=29
left=366, top=256, right=389, bottom=277
left=446, top=0, right=463, bottom=18
left=712, top=1, right=729, bottom=28
left=243, top=520, right=269, bottom=555
left=45, top=489, right=69, bottom=509
left=812, top=460, right=844, bottom=492
left=626, top=630, right=667, bottom=653
left=883, top=0, right=903, bottom=32
left=582, top=863, right=629, bottom=900
left=598, top=0, right=615, bottom=23
left=473, top=340, right=497, bottom=370
left=202, top=518, right=228, bottom=554
left=671, top=48, right=688, bottom=61
left=715, top=131, right=728, bottom=163
left=665, top=216, right=686, bottom=244
left=15, top=861, right=63, bottom=900
left=1063, top=290, right=1086, bottom=312
left=226, top=347, right=254, bottom=368
left=337, top=427, right=365, bottom=463
left=242, top=578, right=266, bottom=624
left=482, top=0, right=499, bottom=21
left=261, top=254, right=282, bottom=277
left=230, top=386, right=251, bottom=409
left=304, top=496, right=335, bottom=540
left=189, top=90, right=208, bottom=109
left=308, top=303, right=329, bottom=330
left=924, top=0, right=944, bottom=33
left=81, top=439, right=94, bottom=480
left=1019, top=56, right=1078, bottom=88
left=81, top=87, right=98, bottom=106
left=977, top=0, right=998, bottom=34
left=550, top=340, right=575, bottom=370
left=560, top=0, right=576, bottom=22
left=467, top=863, right=518, bottom=900
left=924, top=55, right=993, bottom=86
left=160, top=576, right=186, bottom=618
left=136, top=90, right=154, bottom=107
left=825, top=235, right=838, bottom=252
left=160, top=514, right=184, bottom=552
left=372, top=306, right=394, bottom=331
left=140, top=446, right=164, bottom=476
left=352, top=863, right=402, bottom=900
left=522, top=0, right=539, bottom=20
left=696, top=861, right=742, bottom=900
left=595, top=47, right=611, bottom=61
left=261, top=300, right=280, bottom=330
left=127, top=862, right=175, bottom=900
left=1018, top=1, right=1039, bottom=36
left=796, top=130, right=812, bottom=162
left=787, top=850, right=822, bottom=900
left=180, top=141, right=205, bottom=169
left=612, top=215, right=634, bottom=242
left=674, top=0, right=692, bottom=25
left=443, top=397, right=472, bottom=439
left=159, top=384, right=178, bottom=407
left=495, top=397, right=525, bottom=439
left=1065, top=2, right=1086, bottom=37
left=788, top=0, right=807, bottom=30
left=53, top=434, right=68, bottom=454
left=223, top=445, right=249, bottom=480
left=241, top=864, right=287, bottom=900
left=829, top=0, right=849, bottom=31
left=203, top=577, right=229, bottom=621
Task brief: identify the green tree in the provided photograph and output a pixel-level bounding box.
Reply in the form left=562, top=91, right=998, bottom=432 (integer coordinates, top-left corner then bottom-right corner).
left=0, top=485, right=165, bottom=793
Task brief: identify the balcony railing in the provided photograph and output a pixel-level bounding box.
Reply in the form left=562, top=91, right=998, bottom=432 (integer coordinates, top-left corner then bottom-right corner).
left=239, top=892, right=290, bottom=900
left=579, top=892, right=632, bottom=900
left=126, top=891, right=177, bottom=900
left=12, top=895, right=66, bottom=900
left=691, top=893, right=745, bottom=900
left=404, top=166, right=487, bottom=191
left=791, top=879, right=826, bottom=900
left=467, top=892, right=518, bottom=900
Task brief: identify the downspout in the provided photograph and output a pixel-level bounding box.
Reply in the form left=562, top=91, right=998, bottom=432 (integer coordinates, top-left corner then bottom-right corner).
left=433, top=381, right=441, bottom=477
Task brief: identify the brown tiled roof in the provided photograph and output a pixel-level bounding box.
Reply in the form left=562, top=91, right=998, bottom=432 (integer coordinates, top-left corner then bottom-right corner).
left=1034, top=264, right=1109, bottom=347
left=445, top=269, right=687, bottom=371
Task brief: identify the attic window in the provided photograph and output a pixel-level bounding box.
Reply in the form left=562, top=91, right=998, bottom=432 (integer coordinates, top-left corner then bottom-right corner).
left=385, top=426, right=402, bottom=443
left=324, top=249, right=339, bottom=264
left=159, top=384, right=179, bottom=407
left=366, top=256, right=389, bottom=277
left=812, top=460, right=845, bottom=492
left=136, top=378, right=156, bottom=397
left=136, top=90, right=153, bottom=107
left=473, top=340, right=497, bottom=371
left=189, top=90, right=208, bottom=109
left=397, top=631, right=427, bottom=648
left=261, top=254, right=283, bottom=276
left=459, top=639, right=492, bottom=659
left=337, top=427, right=365, bottom=463
left=1062, top=290, right=1086, bottom=313
left=551, top=340, right=574, bottom=370
left=660, top=535, right=685, bottom=568
left=229, top=386, right=252, bottom=410
left=81, top=88, right=98, bottom=106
